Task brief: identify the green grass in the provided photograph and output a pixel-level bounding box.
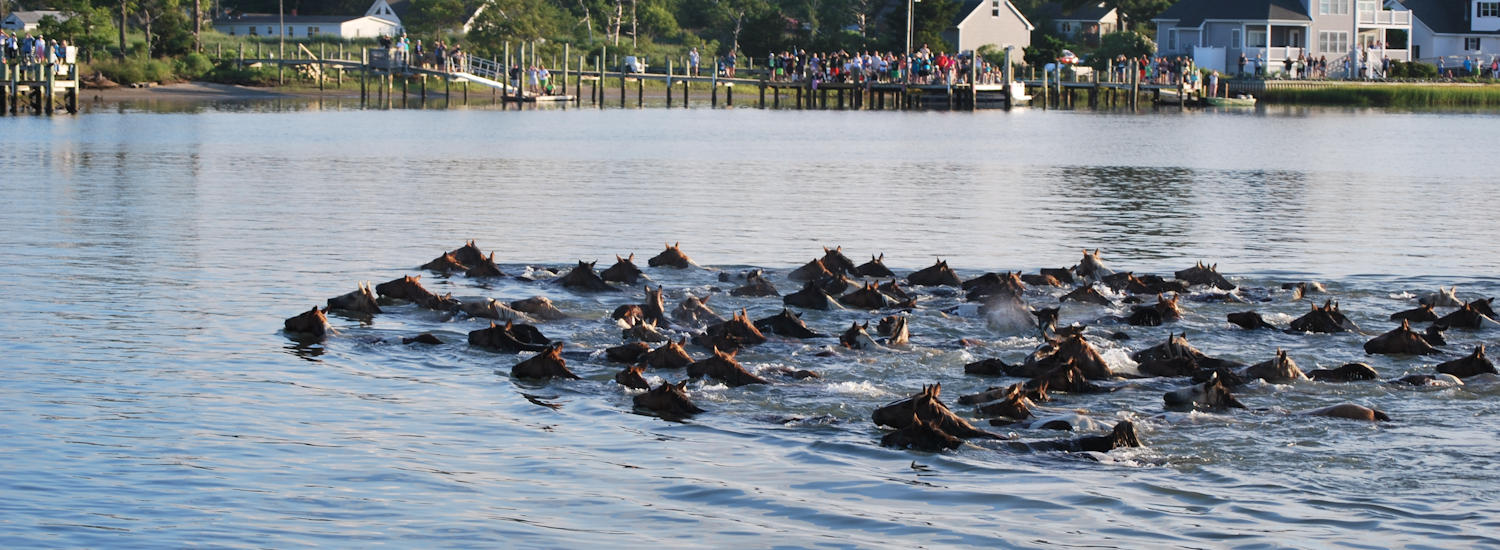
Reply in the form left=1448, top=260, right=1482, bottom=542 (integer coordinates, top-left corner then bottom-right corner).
left=1260, top=84, right=1500, bottom=107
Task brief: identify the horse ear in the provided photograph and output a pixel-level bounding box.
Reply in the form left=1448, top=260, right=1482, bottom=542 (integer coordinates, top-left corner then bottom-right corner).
left=675, top=380, right=688, bottom=391
left=1476, top=344, right=1486, bottom=358
left=628, top=253, right=634, bottom=261
left=673, top=242, right=680, bottom=249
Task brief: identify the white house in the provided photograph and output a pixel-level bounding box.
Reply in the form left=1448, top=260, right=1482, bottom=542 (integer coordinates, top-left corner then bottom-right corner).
left=1038, top=1, right=1119, bottom=45
left=1153, top=0, right=1412, bottom=76
left=1403, top=0, right=1500, bottom=64
left=943, top=0, right=1036, bottom=53
left=214, top=0, right=405, bottom=39
left=2, top=10, right=69, bottom=32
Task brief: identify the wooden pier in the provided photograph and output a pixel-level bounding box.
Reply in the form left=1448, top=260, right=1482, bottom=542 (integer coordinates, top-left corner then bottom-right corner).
left=2, top=62, right=81, bottom=116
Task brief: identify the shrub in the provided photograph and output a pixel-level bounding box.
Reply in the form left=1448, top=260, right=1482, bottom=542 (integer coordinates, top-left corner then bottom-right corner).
left=176, top=52, right=214, bottom=79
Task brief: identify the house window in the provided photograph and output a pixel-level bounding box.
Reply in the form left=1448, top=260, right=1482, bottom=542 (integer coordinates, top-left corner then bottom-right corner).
left=1319, top=0, right=1350, bottom=15
left=266, top=26, right=273, bottom=35
left=1168, top=29, right=1177, bottom=50
left=1062, top=22, right=1073, bottom=33
left=1319, top=31, right=1349, bottom=54
left=1248, top=28, right=1267, bottom=47
left=1466, top=37, right=1482, bottom=50
left=308, top=26, right=320, bottom=35
left=1231, top=28, right=1242, bottom=49
left=992, top=0, right=1001, bottom=17
left=1479, top=2, right=1500, bottom=17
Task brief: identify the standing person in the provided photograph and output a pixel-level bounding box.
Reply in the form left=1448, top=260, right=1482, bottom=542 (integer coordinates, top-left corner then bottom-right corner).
left=689, top=47, right=699, bottom=77
left=1238, top=52, right=1246, bottom=77
left=414, top=40, right=424, bottom=69
left=726, top=49, right=736, bottom=78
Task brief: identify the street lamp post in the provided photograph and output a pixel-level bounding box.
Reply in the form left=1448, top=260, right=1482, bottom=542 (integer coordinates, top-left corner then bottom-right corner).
left=905, top=0, right=919, bottom=84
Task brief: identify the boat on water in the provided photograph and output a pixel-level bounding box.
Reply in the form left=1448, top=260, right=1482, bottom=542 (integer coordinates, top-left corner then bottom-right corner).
left=1207, top=94, right=1257, bottom=107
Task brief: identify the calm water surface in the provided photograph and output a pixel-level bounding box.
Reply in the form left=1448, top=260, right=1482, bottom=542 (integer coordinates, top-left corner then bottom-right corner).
left=2, top=102, right=1499, bottom=548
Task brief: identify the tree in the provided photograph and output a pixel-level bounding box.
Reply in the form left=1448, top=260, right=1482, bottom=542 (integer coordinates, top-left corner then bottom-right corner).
left=1088, top=30, right=1153, bottom=70
left=881, top=0, right=958, bottom=53
left=404, top=0, right=468, bottom=35
left=38, top=0, right=117, bottom=62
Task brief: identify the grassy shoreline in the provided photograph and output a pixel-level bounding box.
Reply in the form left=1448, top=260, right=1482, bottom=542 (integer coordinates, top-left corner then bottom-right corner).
left=1245, top=81, right=1500, bottom=107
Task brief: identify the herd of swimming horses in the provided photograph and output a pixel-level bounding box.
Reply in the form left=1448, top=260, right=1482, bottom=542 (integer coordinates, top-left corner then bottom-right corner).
left=284, top=242, right=1497, bottom=455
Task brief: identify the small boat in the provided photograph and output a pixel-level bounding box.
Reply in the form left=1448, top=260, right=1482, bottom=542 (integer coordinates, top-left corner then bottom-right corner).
left=1207, top=94, right=1257, bottom=107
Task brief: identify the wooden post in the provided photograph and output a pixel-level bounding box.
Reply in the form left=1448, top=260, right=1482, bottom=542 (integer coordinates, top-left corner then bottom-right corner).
left=759, top=71, right=766, bottom=108
left=563, top=43, right=570, bottom=100
left=682, top=76, right=688, bottom=107
left=337, top=44, right=343, bottom=87
left=795, top=84, right=802, bottom=109
left=711, top=67, right=718, bottom=107
left=666, top=59, right=673, bottom=108
left=597, top=55, right=604, bottom=109
left=619, top=59, right=626, bottom=108
left=360, top=48, right=368, bottom=103
left=1130, top=59, right=1139, bottom=110
left=401, top=74, right=408, bottom=104
left=726, top=83, right=732, bottom=106
left=969, top=60, right=978, bottom=110
left=1040, top=69, right=1047, bottom=109
left=420, top=74, right=426, bottom=103
left=636, top=73, right=643, bottom=107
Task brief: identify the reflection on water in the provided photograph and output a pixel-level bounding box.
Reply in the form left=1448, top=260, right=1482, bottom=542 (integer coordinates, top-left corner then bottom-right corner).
left=2, top=103, right=1500, bottom=548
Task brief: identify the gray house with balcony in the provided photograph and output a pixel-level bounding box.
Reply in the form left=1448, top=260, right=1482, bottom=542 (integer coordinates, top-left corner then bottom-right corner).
left=1403, top=0, right=1500, bottom=63
left=1153, top=0, right=1412, bottom=76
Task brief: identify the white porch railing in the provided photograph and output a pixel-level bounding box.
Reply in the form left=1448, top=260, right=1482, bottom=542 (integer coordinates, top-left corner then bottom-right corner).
left=1358, top=9, right=1410, bottom=26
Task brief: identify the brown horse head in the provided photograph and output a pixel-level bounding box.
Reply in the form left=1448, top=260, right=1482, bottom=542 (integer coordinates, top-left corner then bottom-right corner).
left=730, top=271, right=780, bottom=297
left=642, top=285, right=668, bottom=324
left=327, top=281, right=382, bottom=315
left=647, top=242, right=695, bottom=268
left=284, top=306, right=331, bottom=339
left=559, top=260, right=619, bottom=292
left=511, top=342, right=578, bottom=380
left=622, top=318, right=669, bottom=343
left=753, top=308, right=824, bottom=339
left=855, top=253, right=896, bottom=278
left=1289, top=299, right=1358, bottom=333
left=510, top=296, right=567, bottom=321
left=1434, top=300, right=1499, bottom=330
left=1364, top=320, right=1439, bottom=355
left=1436, top=344, right=1496, bottom=378
left=907, top=259, right=961, bottom=287
left=605, top=341, right=652, bottom=363
left=783, top=281, right=841, bottom=311
left=614, top=364, right=651, bottom=390
left=452, top=240, right=485, bottom=267
left=1164, top=371, right=1246, bottom=411
left=974, top=383, right=1034, bottom=420
left=600, top=253, right=645, bottom=284
left=1228, top=310, right=1276, bottom=330
left=1245, top=349, right=1306, bottom=383
left=465, top=252, right=506, bottom=278
left=880, top=415, right=963, bottom=451
left=633, top=380, right=704, bottom=418
left=671, top=293, right=725, bottom=329
left=686, top=346, right=768, bottom=387
left=876, top=315, right=910, bottom=346
left=695, top=309, right=768, bottom=352
left=420, top=251, right=469, bottom=274
left=840, top=321, right=879, bottom=350
left=1074, top=248, right=1114, bottom=281
left=1061, top=284, right=1113, bottom=306
left=1174, top=260, right=1236, bottom=290
left=839, top=282, right=892, bottom=310
left=820, top=246, right=858, bottom=276
left=644, top=338, right=695, bottom=370
left=1306, top=362, right=1380, bottom=382
left=469, top=320, right=552, bottom=353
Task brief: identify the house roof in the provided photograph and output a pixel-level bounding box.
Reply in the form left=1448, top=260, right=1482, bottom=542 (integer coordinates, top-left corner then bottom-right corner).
left=1153, top=0, right=1310, bottom=26
left=7, top=10, right=67, bottom=24
left=1401, top=0, right=1498, bottom=34
left=1038, top=1, right=1114, bottom=22
left=952, top=0, right=1035, bottom=30
left=385, top=0, right=413, bottom=19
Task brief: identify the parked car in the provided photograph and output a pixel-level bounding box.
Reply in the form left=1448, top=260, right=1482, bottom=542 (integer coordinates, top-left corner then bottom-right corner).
left=1056, top=49, right=1080, bottom=65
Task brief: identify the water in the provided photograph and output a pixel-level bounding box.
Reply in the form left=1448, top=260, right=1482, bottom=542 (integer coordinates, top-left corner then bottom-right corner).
left=3, top=102, right=1500, bottom=548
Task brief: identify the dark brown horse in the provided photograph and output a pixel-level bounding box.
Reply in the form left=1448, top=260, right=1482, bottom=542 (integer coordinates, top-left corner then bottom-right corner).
left=686, top=347, right=768, bottom=387
left=1244, top=349, right=1306, bottom=383
left=1017, top=333, right=1112, bottom=380
left=511, top=343, right=579, bottom=380
left=558, top=260, right=619, bottom=292
left=871, top=384, right=1002, bottom=440
left=753, top=309, right=825, bottom=338
left=820, top=246, right=858, bottom=276
left=606, top=342, right=652, bottom=363
left=375, top=275, right=460, bottom=311
left=907, top=259, right=961, bottom=287
left=420, top=251, right=468, bottom=274
left=1228, top=311, right=1276, bottom=330
left=1364, top=320, right=1440, bottom=355
left=1061, top=284, right=1113, bottom=306
left=614, top=365, right=651, bottom=390
left=600, top=254, right=646, bottom=284
left=839, top=322, right=880, bottom=350
left=695, top=309, right=768, bottom=351
left=451, top=240, right=485, bottom=267
left=1163, top=371, right=1246, bottom=411
left=644, top=338, right=695, bottom=370
left=1288, top=300, right=1359, bottom=333
left=633, top=381, right=704, bottom=418
left=788, top=258, right=835, bottom=282
left=1390, top=304, right=1439, bottom=323
left=648, top=242, right=696, bottom=268
left=876, top=315, right=911, bottom=346
left=783, top=281, right=842, bottom=311
left=840, top=282, right=893, bottom=310
left=880, top=415, right=964, bottom=451
left=327, top=282, right=382, bottom=315
left=730, top=271, right=779, bottom=297
left=284, top=306, right=331, bottom=339
left=469, top=321, right=552, bottom=353
left=1174, top=261, right=1236, bottom=290
left=1436, top=345, right=1496, bottom=378
left=464, top=252, right=506, bottom=278
left=1434, top=300, right=1498, bottom=329
left=854, top=254, right=896, bottom=278
left=671, top=294, right=725, bottom=329
left=1306, top=363, right=1380, bottom=382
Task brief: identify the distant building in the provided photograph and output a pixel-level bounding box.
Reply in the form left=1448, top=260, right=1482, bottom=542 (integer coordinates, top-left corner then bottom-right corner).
left=2, top=10, right=69, bottom=32
left=1402, top=0, right=1500, bottom=63
left=1153, top=0, right=1412, bottom=76
left=213, top=0, right=405, bottom=39
left=943, top=0, right=1035, bottom=52
left=1038, top=1, right=1119, bottom=45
